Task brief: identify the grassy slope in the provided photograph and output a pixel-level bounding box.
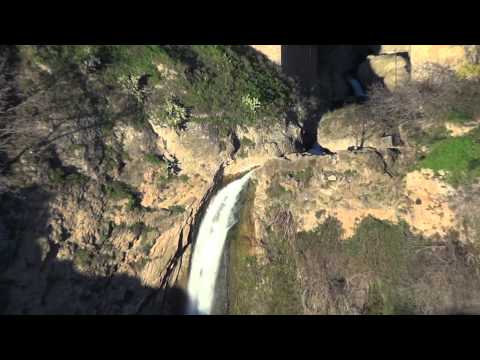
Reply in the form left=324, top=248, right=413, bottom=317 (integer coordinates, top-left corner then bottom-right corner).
left=418, top=127, right=480, bottom=186
left=23, top=45, right=296, bottom=130
left=228, top=181, right=302, bottom=315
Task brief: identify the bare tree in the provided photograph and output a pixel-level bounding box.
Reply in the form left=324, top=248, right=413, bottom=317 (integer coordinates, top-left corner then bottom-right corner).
left=350, top=62, right=480, bottom=148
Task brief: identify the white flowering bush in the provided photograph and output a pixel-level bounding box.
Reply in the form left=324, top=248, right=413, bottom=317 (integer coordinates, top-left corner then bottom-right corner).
left=118, top=74, right=144, bottom=103
left=163, top=97, right=188, bottom=127
left=242, top=94, right=261, bottom=113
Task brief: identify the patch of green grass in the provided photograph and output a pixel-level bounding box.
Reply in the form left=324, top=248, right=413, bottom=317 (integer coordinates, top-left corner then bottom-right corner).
left=413, top=125, right=451, bottom=147
left=263, top=227, right=303, bottom=315
left=296, top=216, right=421, bottom=314
left=446, top=109, right=473, bottom=124
left=419, top=129, right=480, bottom=186
left=345, top=218, right=415, bottom=280
left=101, top=45, right=173, bottom=83
left=365, top=280, right=416, bottom=315
left=228, top=181, right=302, bottom=315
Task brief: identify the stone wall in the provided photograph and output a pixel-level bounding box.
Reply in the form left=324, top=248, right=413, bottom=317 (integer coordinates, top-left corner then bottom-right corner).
left=410, top=45, right=468, bottom=77
left=250, top=45, right=473, bottom=73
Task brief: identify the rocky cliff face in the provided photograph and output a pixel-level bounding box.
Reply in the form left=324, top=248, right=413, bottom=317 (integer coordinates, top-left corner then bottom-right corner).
left=229, top=150, right=480, bottom=315
left=227, top=46, right=480, bottom=315
left=0, top=45, right=303, bottom=314
left=1, top=45, right=480, bottom=315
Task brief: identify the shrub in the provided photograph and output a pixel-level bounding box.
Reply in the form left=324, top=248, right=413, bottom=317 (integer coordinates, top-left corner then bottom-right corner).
left=149, top=97, right=188, bottom=128
left=241, top=137, right=256, bottom=148
left=104, top=181, right=133, bottom=200
left=178, top=174, right=189, bottom=183
left=118, top=74, right=145, bottom=103
left=144, top=153, right=167, bottom=168
left=47, top=167, right=66, bottom=184
left=168, top=205, right=185, bottom=215
left=104, top=180, right=141, bottom=210
left=266, top=181, right=291, bottom=200
left=289, top=167, right=314, bottom=186
left=363, top=63, right=479, bottom=129
left=457, top=63, right=480, bottom=80
left=74, top=248, right=91, bottom=268
left=241, top=94, right=261, bottom=113
left=446, top=109, right=473, bottom=124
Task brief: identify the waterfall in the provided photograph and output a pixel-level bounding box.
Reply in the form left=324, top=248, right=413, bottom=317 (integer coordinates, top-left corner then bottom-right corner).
left=186, top=171, right=253, bottom=315
left=347, top=76, right=368, bottom=99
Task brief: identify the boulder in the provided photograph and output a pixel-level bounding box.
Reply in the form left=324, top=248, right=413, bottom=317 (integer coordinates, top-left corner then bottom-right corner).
left=357, top=54, right=410, bottom=91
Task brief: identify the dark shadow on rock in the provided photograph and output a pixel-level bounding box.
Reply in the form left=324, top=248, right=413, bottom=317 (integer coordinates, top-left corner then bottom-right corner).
left=280, top=45, right=387, bottom=151
left=0, top=185, right=190, bottom=315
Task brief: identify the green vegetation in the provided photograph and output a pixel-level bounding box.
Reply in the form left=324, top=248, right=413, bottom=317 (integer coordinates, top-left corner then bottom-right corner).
left=229, top=182, right=302, bottom=315
left=168, top=205, right=186, bottom=215
left=181, top=45, right=293, bottom=126
left=237, top=137, right=256, bottom=158
left=446, top=109, right=473, bottom=124
left=104, top=180, right=134, bottom=200
left=103, top=180, right=141, bottom=210
left=344, top=218, right=416, bottom=282
left=161, top=97, right=189, bottom=128
left=457, top=62, right=480, bottom=80
left=295, top=216, right=421, bottom=314
left=47, top=167, right=89, bottom=187
left=178, top=174, right=189, bottom=183
left=23, top=45, right=297, bottom=133
left=262, top=226, right=303, bottom=314
left=102, top=145, right=123, bottom=173
left=144, top=153, right=167, bottom=167
left=413, top=125, right=451, bottom=147
left=419, top=127, right=480, bottom=186
left=241, top=137, right=255, bottom=148
left=74, top=248, right=92, bottom=268
left=289, top=167, right=314, bottom=186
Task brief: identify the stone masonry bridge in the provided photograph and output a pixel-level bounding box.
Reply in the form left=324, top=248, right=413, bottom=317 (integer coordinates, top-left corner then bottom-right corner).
left=250, top=45, right=474, bottom=99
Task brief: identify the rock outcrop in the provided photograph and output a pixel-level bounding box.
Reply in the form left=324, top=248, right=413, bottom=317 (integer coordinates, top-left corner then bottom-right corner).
left=228, top=149, right=480, bottom=315
left=357, top=53, right=410, bottom=91
left=2, top=44, right=480, bottom=315
left=0, top=45, right=304, bottom=314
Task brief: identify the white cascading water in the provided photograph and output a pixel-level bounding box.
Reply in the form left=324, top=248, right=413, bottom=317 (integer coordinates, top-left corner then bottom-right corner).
left=186, top=171, right=252, bottom=315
